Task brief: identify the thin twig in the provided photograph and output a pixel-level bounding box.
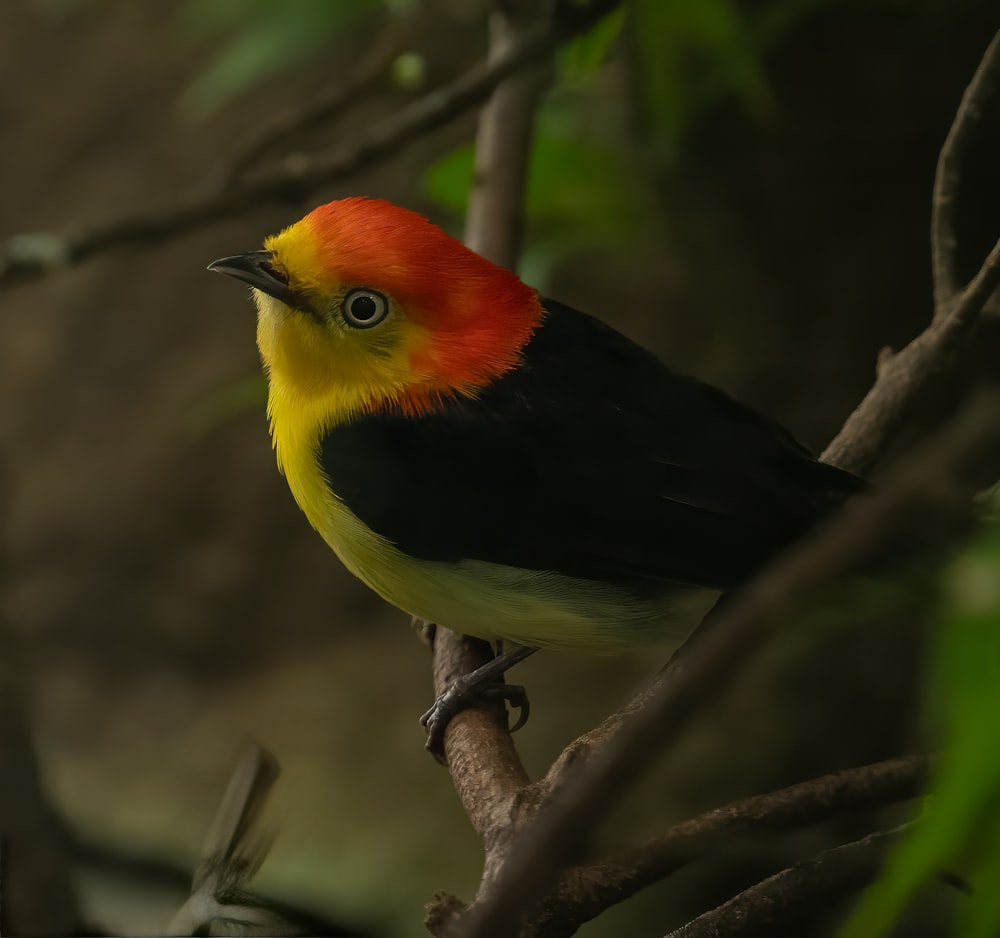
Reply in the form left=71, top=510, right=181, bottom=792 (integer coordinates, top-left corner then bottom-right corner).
left=526, top=755, right=928, bottom=937
left=464, top=1, right=554, bottom=270
left=931, top=30, right=1000, bottom=316
left=663, top=825, right=909, bottom=938
left=0, top=0, right=620, bottom=290
left=824, top=27, right=1000, bottom=477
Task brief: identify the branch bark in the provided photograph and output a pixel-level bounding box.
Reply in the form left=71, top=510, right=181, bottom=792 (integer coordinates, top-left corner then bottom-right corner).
left=424, top=5, right=553, bottom=931
left=663, top=826, right=908, bottom=938
left=931, top=30, right=1000, bottom=315
left=823, top=27, right=1000, bottom=478
left=527, top=755, right=928, bottom=937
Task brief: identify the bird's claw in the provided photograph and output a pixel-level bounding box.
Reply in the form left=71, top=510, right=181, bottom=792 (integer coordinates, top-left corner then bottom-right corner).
left=420, top=680, right=530, bottom=763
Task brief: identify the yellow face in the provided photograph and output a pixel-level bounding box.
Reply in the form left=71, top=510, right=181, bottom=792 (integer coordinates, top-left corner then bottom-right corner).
left=211, top=197, right=543, bottom=453
left=256, top=222, right=436, bottom=425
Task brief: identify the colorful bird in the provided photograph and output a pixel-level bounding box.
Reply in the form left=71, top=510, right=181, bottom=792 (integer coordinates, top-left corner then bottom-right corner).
left=209, top=197, right=863, bottom=751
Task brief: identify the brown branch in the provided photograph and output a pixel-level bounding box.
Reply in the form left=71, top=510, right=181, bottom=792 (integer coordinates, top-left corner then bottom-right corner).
left=662, top=825, right=908, bottom=938
left=0, top=0, right=620, bottom=291
left=454, top=388, right=1000, bottom=938
left=464, top=1, right=553, bottom=270
left=427, top=629, right=532, bottom=835
left=931, top=30, right=1000, bottom=315
left=526, top=755, right=929, bottom=937
left=424, top=6, right=553, bottom=932
left=824, top=27, right=1000, bottom=478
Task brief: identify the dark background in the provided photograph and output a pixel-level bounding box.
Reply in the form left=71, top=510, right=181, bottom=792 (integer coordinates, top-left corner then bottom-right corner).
left=2, top=2, right=998, bottom=935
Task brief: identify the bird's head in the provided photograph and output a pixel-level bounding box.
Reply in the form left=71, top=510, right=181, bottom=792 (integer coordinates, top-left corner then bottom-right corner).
left=209, top=197, right=544, bottom=422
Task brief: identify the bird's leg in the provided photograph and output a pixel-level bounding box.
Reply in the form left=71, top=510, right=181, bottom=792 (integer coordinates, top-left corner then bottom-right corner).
left=421, top=641, right=537, bottom=758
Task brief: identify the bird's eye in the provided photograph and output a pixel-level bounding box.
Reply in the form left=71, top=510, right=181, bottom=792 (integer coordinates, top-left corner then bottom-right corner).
left=342, top=288, right=389, bottom=329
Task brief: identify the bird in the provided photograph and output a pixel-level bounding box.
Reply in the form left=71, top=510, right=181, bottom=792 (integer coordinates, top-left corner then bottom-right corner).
left=208, top=196, right=864, bottom=753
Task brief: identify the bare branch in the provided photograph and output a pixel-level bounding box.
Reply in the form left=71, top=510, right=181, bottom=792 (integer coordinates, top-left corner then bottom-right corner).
left=427, top=628, right=531, bottom=836
left=166, top=744, right=280, bottom=936
left=423, top=0, right=552, bottom=912
left=825, top=27, right=1000, bottom=478
left=0, top=0, right=620, bottom=291
left=464, top=1, right=554, bottom=270
left=931, top=30, right=1000, bottom=314
left=528, top=755, right=928, bottom=936
left=662, top=825, right=908, bottom=938
left=455, top=388, right=1000, bottom=937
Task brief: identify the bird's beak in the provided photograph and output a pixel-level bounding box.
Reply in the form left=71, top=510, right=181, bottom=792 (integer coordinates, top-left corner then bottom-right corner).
left=207, top=250, right=315, bottom=313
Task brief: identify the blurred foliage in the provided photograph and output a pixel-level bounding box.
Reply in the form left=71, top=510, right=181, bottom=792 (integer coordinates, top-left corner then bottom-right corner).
left=421, top=0, right=841, bottom=284
left=630, top=0, right=776, bottom=160
left=175, top=0, right=396, bottom=119
left=423, top=110, right=649, bottom=288
left=842, top=503, right=1000, bottom=938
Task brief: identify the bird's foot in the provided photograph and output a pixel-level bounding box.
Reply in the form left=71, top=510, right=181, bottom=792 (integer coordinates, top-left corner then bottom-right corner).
left=420, top=678, right=530, bottom=763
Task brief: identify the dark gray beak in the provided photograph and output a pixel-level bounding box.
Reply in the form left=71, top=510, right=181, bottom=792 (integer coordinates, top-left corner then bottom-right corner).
left=207, top=250, right=314, bottom=312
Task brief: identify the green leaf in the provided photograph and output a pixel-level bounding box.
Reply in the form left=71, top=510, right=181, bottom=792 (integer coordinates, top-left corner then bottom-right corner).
left=631, top=0, right=789, bottom=160
left=557, top=6, right=625, bottom=85
left=422, top=117, right=649, bottom=287
left=841, top=517, right=1000, bottom=937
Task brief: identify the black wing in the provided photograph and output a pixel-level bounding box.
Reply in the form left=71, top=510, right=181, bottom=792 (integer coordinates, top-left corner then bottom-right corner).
left=319, top=300, right=864, bottom=590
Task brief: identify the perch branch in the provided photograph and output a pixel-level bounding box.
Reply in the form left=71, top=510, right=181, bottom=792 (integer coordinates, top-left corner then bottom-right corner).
left=424, top=6, right=552, bottom=930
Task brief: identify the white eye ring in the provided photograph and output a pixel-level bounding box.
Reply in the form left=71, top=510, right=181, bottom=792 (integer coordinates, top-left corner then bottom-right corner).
left=342, top=288, right=389, bottom=328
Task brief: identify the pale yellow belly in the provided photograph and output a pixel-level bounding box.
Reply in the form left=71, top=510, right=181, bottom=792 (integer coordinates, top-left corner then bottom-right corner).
left=281, top=439, right=712, bottom=651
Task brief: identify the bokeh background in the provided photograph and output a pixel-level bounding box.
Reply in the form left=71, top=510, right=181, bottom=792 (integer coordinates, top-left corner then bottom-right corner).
left=2, top=1, right=999, bottom=936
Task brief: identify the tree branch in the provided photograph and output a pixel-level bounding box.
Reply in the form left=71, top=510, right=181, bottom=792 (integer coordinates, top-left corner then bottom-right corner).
left=931, top=30, right=1000, bottom=314
left=526, top=755, right=928, bottom=937
left=424, top=5, right=553, bottom=931
left=823, top=27, right=1000, bottom=477
left=0, top=0, right=621, bottom=291
left=662, top=825, right=908, bottom=938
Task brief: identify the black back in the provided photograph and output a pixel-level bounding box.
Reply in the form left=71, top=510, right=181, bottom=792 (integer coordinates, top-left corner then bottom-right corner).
left=319, top=300, right=863, bottom=591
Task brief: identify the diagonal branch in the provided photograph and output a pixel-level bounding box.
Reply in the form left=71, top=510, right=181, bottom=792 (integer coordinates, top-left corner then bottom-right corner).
left=823, top=27, right=1000, bottom=478
left=663, top=825, right=909, bottom=938
left=0, top=0, right=621, bottom=291
left=931, top=29, right=1000, bottom=315
left=527, top=755, right=929, bottom=936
